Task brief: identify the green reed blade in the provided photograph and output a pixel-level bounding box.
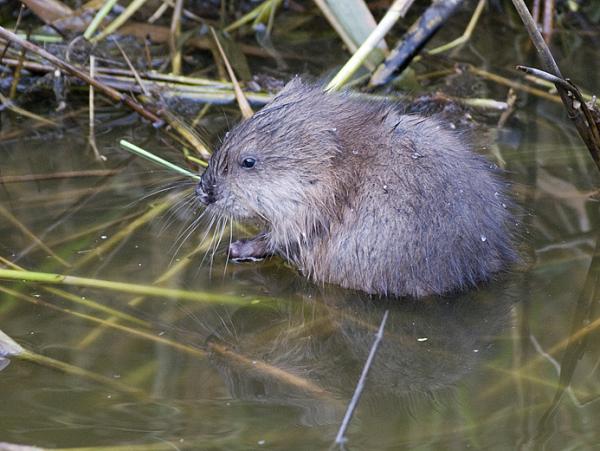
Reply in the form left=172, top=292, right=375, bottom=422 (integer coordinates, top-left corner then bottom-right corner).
left=119, top=139, right=201, bottom=180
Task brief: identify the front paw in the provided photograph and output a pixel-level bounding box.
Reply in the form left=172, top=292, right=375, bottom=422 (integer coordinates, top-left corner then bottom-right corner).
left=228, top=239, right=267, bottom=263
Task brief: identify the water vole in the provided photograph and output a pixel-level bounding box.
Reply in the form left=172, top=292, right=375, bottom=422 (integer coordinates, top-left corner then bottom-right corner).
left=196, top=79, right=517, bottom=298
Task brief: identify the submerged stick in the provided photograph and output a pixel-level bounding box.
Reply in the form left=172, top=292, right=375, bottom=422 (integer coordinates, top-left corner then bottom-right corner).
left=335, top=310, right=389, bottom=446
left=208, top=341, right=330, bottom=399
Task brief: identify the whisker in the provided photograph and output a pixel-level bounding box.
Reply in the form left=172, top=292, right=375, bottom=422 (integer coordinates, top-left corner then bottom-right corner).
left=209, top=217, right=227, bottom=274
left=168, top=209, right=210, bottom=264
left=157, top=192, right=197, bottom=235
left=125, top=179, right=193, bottom=209
left=200, top=214, right=223, bottom=269
left=223, top=217, right=233, bottom=277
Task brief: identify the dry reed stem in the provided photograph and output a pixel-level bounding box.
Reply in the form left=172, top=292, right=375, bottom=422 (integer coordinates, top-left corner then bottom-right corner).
left=0, top=26, right=161, bottom=123
left=210, top=27, right=253, bottom=119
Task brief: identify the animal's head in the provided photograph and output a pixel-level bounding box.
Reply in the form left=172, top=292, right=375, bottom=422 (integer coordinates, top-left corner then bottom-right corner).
left=196, top=79, right=345, bottom=233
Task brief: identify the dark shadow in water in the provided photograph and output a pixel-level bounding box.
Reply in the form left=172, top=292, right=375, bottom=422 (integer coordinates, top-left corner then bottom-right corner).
left=201, top=270, right=519, bottom=428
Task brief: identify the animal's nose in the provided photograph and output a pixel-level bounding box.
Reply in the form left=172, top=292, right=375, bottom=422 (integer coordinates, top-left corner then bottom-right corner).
left=196, top=177, right=215, bottom=205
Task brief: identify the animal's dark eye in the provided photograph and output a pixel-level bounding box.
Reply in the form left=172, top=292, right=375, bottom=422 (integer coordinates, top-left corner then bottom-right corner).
left=241, top=157, right=256, bottom=168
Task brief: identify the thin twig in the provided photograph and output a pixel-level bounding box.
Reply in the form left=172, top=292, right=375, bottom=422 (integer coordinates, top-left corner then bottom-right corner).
left=468, top=66, right=561, bottom=103
left=335, top=310, right=389, bottom=446
left=8, top=30, right=27, bottom=99
left=149, top=1, right=170, bottom=23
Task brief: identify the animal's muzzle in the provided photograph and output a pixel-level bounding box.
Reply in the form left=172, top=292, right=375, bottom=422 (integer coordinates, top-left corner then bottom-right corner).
left=195, top=175, right=216, bottom=205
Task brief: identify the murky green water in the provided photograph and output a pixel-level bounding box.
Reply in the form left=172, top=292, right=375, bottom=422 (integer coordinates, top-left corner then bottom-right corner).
left=1, top=9, right=600, bottom=451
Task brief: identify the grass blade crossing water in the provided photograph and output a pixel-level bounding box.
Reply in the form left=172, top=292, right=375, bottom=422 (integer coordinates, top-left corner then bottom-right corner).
left=0, top=268, right=247, bottom=305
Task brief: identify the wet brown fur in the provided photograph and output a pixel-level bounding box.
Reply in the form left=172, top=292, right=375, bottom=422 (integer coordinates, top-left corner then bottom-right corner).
left=197, top=79, right=517, bottom=298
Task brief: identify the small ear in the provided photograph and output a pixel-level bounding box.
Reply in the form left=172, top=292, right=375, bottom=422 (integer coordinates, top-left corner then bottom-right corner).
left=274, top=76, right=305, bottom=100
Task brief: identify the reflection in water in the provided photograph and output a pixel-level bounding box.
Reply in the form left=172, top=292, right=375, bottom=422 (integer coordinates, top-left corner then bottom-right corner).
left=203, top=275, right=516, bottom=430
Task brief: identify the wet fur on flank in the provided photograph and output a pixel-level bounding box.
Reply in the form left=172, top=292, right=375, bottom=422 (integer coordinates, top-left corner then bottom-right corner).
left=198, top=78, right=517, bottom=298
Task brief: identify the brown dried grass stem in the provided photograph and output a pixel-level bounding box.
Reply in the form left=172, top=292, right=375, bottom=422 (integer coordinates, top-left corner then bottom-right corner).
left=0, top=26, right=161, bottom=124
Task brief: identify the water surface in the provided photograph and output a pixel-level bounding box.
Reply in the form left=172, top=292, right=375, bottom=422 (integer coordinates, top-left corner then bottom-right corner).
left=1, top=9, right=600, bottom=451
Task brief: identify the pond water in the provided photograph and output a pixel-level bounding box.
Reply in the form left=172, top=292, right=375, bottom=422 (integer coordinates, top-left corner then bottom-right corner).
left=1, top=7, right=600, bottom=451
